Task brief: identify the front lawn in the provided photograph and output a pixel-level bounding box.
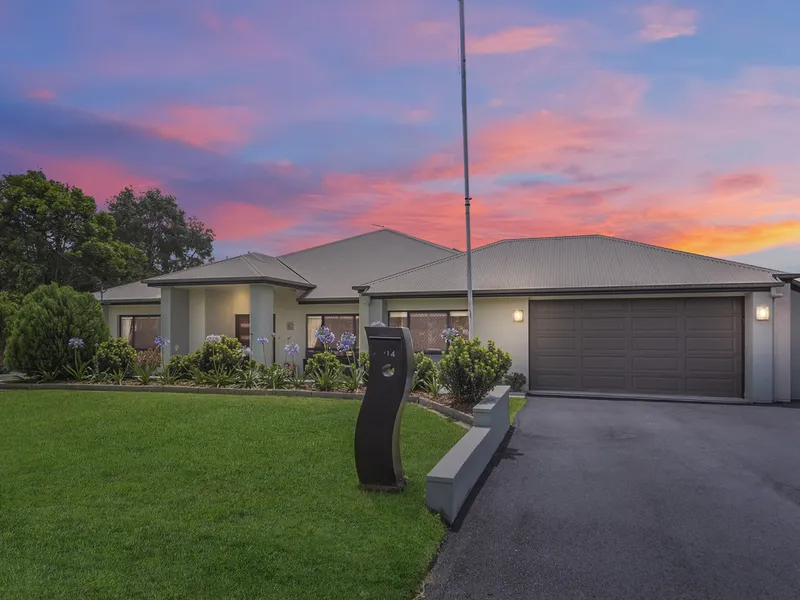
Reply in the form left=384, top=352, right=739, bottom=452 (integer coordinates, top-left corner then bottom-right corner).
left=0, top=391, right=465, bottom=599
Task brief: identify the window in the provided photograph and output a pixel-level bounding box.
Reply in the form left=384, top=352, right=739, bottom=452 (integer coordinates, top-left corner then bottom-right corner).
left=235, top=314, right=250, bottom=347
left=306, top=314, right=359, bottom=355
left=119, top=316, right=160, bottom=351
left=388, top=310, right=469, bottom=354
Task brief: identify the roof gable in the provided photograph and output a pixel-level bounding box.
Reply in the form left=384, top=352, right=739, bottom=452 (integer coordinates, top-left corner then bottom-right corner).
left=360, top=235, right=783, bottom=296
left=278, top=228, right=458, bottom=301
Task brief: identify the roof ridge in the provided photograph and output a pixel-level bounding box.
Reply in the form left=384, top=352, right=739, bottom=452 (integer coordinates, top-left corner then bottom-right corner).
left=144, top=254, right=244, bottom=281
left=277, top=228, right=457, bottom=259
left=275, top=256, right=314, bottom=286
left=240, top=254, right=263, bottom=277
left=600, top=236, right=782, bottom=274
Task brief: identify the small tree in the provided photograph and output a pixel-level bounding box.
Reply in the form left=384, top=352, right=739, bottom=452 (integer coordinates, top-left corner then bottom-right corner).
left=0, top=292, right=20, bottom=371
left=5, top=283, right=109, bottom=377
left=439, top=337, right=512, bottom=406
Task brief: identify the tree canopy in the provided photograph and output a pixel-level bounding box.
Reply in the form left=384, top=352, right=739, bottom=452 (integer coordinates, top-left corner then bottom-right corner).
left=108, top=187, right=215, bottom=275
left=0, top=170, right=147, bottom=294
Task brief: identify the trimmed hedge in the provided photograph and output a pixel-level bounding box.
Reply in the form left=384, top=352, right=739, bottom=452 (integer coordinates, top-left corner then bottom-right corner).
left=439, top=337, right=511, bottom=406
left=5, top=283, right=109, bottom=377
left=96, top=338, right=137, bottom=373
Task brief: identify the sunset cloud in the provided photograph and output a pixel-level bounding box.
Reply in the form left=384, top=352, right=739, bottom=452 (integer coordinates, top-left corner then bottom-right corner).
left=470, top=26, right=559, bottom=55
left=637, top=4, right=698, bottom=42
left=663, top=221, right=800, bottom=257
left=207, top=202, right=296, bottom=241
left=27, top=88, right=56, bottom=101
left=148, top=105, right=255, bottom=149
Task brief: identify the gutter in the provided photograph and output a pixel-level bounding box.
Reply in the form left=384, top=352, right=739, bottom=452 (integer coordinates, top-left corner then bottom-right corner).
left=144, top=276, right=315, bottom=290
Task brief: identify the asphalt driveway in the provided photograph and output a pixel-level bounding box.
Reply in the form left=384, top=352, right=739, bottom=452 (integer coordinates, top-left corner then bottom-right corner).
left=422, top=397, right=800, bottom=600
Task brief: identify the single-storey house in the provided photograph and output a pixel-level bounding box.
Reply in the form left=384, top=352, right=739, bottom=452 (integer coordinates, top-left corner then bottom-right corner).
left=97, top=229, right=800, bottom=404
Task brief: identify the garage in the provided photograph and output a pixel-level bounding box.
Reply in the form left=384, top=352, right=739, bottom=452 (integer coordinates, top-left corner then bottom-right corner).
left=528, top=297, right=744, bottom=398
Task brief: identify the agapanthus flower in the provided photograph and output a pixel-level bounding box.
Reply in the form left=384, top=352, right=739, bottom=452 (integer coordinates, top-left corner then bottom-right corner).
left=205, top=334, right=222, bottom=343
left=68, top=337, right=85, bottom=349
left=314, top=325, right=335, bottom=346
left=154, top=336, right=170, bottom=348
left=441, top=327, right=460, bottom=341
left=256, top=335, right=270, bottom=345
left=336, top=331, right=357, bottom=353
left=239, top=346, right=252, bottom=357
left=370, top=321, right=387, bottom=327
left=284, top=342, right=300, bottom=357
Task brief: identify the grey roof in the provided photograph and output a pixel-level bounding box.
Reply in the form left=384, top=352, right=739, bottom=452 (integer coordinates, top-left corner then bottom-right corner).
left=143, top=253, right=313, bottom=288
left=278, top=229, right=457, bottom=301
left=359, top=235, right=785, bottom=297
left=94, top=281, right=161, bottom=305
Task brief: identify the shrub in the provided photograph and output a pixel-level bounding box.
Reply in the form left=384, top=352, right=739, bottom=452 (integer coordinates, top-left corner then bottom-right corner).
left=503, top=371, right=527, bottom=393
left=5, top=283, right=109, bottom=377
left=313, top=362, right=344, bottom=391
left=438, top=337, right=512, bottom=406
left=0, top=292, right=20, bottom=372
left=304, top=351, right=342, bottom=378
left=132, top=349, right=161, bottom=385
left=96, top=338, right=137, bottom=373
left=412, top=352, right=436, bottom=391
left=184, top=334, right=251, bottom=374
left=165, top=354, right=193, bottom=381
left=259, top=363, right=290, bottom=390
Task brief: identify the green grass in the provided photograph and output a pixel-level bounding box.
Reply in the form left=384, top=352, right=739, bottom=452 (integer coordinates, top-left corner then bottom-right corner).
left=0, top=391, right=465, bottom=600
left=509, top=396, right=527, bottom=423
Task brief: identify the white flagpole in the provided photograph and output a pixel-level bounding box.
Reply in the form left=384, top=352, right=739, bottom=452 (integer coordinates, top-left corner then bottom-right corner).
left=458, top=0, right=475, bottom=338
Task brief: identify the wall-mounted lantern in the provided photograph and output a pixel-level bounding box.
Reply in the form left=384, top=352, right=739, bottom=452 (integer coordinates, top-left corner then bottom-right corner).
left=755, top=305, right=770, bottom=321
left=512, top=309, right=525, bottom=323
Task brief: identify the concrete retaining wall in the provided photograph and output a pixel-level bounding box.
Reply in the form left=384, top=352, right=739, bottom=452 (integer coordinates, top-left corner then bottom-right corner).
left=426, top=385, right=510, bottom=525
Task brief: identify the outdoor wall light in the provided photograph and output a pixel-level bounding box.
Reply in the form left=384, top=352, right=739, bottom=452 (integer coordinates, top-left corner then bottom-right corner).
left=512, top=309, right=525, bottom=323
left=755, top=305, right=770, bottom=321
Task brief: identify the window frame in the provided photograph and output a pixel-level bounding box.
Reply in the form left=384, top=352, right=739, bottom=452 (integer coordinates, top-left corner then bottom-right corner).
left=118, top=314, right=161, bottom=351
left=305, top=314, right=360, bottom=357
left=387, top=310, right=468, bottom=355
left=235, top=314, right=251, bottom=348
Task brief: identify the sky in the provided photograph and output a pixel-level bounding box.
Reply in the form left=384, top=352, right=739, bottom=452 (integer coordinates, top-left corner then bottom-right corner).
left=1, top=0, right=799, bottom=269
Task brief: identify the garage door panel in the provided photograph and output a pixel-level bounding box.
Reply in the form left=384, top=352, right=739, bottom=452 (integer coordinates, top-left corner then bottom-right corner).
left=632, top=337, right=680, bottom=351
left=632, top=316, right=678, bottom=331
left=633, top=357, right=680, bottom=371
left=686, top=336, right=738, bottom=352
left=582, top=356, right=627, bottom=370
left=533, top=336, right=578, bottom=351
left=633, top=376, right=681, bottom=393
left=583, top=336, right=628, bottom=351
left=583, top=318, right=627, bottom=331
left=530, top=297, right=743, bottom=398
left=686, top=357, right=738, bottom=373
left=686, top=316, right=737, bottom=331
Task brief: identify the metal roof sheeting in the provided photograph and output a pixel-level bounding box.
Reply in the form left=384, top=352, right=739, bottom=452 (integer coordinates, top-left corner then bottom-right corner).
left=360, top=235, right=783, bottom=297
left=94, top=281, right=161, bottom=304
left=143, top=253, right=312, bottom=288
left=278, top=229, right=457, bottom=301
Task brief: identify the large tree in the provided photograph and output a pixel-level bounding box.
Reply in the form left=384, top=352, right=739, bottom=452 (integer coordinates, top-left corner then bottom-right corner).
left=0, top=170, right=147, bottom=294
left=108, top=187, right=215, bottom=275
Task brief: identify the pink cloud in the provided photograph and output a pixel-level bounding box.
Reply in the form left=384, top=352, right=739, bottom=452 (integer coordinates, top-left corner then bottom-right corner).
left=206, top=202, right=296, bottom=241
left=27, top=88, right=56, bottom=101
left=43, top=157, right=160, bottom=204
left=637, top=4, right=698, bottom=42
left=147, top=105, right=255, bottom=149
left=713, top=172, right=773, bottom=195
left=470, top=26, right=559, bottom=55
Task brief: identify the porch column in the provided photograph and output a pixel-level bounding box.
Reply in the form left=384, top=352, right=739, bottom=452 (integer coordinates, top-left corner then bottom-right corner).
left=161, top=287, right=189, bottom=362
left=745, top=291, right=774, bottom=403
left=250, top=284, right=275, bottom=365
left=773, top=284, right=792, bottom=403
left=358, top=295, right=385, bottom=351
left=189, top=288, right=206, bottom=352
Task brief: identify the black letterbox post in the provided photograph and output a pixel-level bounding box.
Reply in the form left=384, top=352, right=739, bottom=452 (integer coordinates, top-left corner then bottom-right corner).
left=354, top=326, right=414, bottom=491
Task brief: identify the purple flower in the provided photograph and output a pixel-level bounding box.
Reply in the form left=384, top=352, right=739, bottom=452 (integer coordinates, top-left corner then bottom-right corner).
left=370, top=321, right=386, bottom=327
left=284, top=342, right=300, bottom=357
left=336, top=331, right=357, bottom=353
left=442, top=327, right=460, bottom=341
left=205, top=334, right=222, bottom=344
left=256, top=336, right=270, bottom=345
left=68, top=337, right=84, bottom=350
left=314, top=325, right=335, bottom=346
left=154, top=336, right=170, bottom=348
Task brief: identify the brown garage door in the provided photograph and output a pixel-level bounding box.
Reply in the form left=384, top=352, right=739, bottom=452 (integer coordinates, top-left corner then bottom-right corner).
left=529, top=297, right=744, bottom=398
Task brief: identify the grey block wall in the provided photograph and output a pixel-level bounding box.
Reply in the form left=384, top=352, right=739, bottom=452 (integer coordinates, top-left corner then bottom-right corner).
left=426, top=386, right=510, bottom=525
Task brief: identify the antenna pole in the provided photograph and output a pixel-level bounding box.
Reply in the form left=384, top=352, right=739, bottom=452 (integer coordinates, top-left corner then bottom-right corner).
left=458, top=0, right=474, bottom=338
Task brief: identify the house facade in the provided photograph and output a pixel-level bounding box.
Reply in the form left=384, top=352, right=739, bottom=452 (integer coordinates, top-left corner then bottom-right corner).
left=98, top=229, right=800, bottom=404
